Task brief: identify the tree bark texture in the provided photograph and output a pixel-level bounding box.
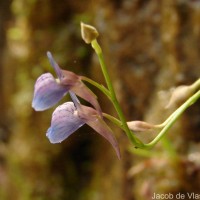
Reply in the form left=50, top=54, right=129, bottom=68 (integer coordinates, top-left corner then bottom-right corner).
left=0, top=0, right=200, bottom=200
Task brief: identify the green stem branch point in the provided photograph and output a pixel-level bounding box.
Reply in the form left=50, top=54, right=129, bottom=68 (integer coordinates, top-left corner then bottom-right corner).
left=83, top=25, right=200, bottom=151
left=91, top=39, right=144, bottom=148
left=81, top=76, right=111, bottom=99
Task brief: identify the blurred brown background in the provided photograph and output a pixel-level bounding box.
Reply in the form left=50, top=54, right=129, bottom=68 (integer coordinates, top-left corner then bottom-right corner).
left=0, top=0, right=200, bottom=199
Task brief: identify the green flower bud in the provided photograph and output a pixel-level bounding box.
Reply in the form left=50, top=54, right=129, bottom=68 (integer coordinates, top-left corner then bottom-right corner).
left=80, top=22, right=99, bottom=44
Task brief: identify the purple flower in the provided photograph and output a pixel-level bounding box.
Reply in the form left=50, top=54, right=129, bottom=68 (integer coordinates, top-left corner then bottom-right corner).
left=46, top=92, right=121, bottom=159
left=32, top=52, right=101, bottom=113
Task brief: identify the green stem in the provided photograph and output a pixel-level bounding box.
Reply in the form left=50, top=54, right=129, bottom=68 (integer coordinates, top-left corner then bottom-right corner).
left=128, top=147, right=162, bottom=158
left=157, top=78, right=200, bottom=128
left=81, top=76, right=111, bottom=99
left=156, top=104, right=184, bottom=128
left=190, top=78, right=200, bottom=91
left=144, top=89, right=200, bottom=149
left=103, top=113, right=124, bottom=130
left=91, top=39, right=144, bottom=148
left=88, top=38, right=200, bottom=150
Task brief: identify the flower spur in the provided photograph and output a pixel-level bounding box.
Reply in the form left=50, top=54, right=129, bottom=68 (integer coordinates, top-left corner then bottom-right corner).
left=46, top=92, right=121, bottom=159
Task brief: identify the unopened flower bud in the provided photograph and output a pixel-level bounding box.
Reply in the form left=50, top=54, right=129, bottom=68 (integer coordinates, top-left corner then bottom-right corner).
left=165, top=85, right=194, bottom=109
left=127, top=121, right=155, bottom=132
left=80, top=22, right=99, bottom=44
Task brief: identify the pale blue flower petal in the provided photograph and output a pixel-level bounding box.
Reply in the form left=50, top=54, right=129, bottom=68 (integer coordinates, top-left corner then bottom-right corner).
left=32, top=73, right=69, bottom=111
left=47, top=52, right=102, bottom=114
left=46, top=102, right=85, bottom=143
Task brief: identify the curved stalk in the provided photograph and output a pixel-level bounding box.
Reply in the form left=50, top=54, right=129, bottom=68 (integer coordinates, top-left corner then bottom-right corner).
left=103, top=113, right=124, bottom=130
left=91, top=39, right=144, bottom=148
left=156, top=78, right=200, bottom=128
left=144, top=89, right=200, bottom=149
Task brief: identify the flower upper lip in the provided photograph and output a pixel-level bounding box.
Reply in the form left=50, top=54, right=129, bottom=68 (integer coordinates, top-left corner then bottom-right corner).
left=32, top=51, right=102, bottom=114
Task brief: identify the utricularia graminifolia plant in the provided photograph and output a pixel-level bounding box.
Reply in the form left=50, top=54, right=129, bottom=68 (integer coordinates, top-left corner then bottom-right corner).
left=32, top=22, right=200, bottom=159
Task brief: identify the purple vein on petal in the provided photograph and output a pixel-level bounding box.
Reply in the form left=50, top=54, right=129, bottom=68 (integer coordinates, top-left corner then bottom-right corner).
left=46, top=102, right=85, bottom=143
left=47, top=51, right=63, bottom=80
